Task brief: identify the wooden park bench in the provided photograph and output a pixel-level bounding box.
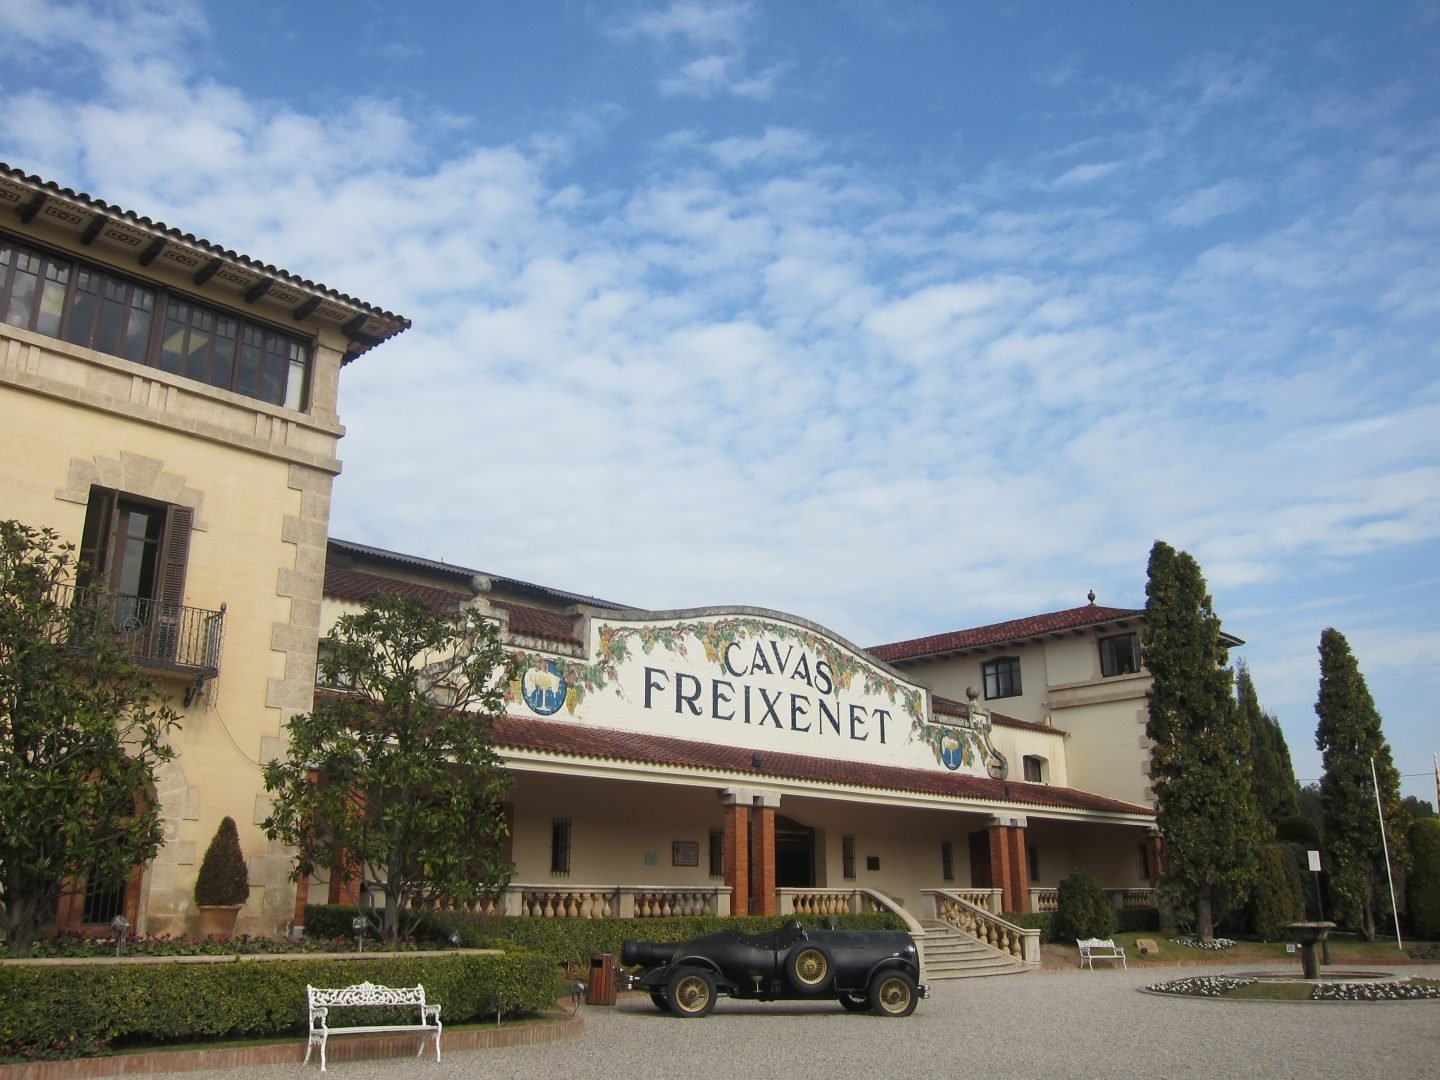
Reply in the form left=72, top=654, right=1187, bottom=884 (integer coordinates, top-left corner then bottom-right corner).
left=304, top=982, right=442, bottom=1072
left=1077, top=937, right=1127, bottom=970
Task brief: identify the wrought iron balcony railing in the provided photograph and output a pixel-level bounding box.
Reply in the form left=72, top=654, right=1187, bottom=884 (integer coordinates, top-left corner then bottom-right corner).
left=58, top=584, right=225, bottom=681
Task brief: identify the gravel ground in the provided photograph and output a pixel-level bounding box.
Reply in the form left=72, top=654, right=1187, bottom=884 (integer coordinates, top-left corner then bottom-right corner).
left=151, top=963, right=1440, bottom=1080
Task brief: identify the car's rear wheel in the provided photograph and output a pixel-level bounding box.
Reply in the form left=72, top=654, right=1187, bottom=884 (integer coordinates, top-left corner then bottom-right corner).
left=666, top=968, right=717, bottom=1018
left=838, top=993, right=869, bottom=1012
left=788, top=944, right=835, bottom=993
left=868, top=971, right=918, bottom=1017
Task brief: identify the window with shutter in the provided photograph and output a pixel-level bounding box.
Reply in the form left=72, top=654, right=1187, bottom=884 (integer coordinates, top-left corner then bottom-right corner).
left=78, top=486, right=193, bottom=662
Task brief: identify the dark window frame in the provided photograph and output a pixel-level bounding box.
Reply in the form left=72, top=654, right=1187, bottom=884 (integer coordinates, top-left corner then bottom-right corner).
left=708, top=828, right=724, bottom=879
left=1, top=231, right=312, bottom=411
left=842, top=835, right=856, bottom=880
left=941, top=841, right=954, bottom=882
left=982, top=656, right=1022, bottom=699
left=1023, top=755, right=1046, bottom=783
left=550, top=818, right=572, bottom=876
left=1099, top=633, right=1142, bottom=677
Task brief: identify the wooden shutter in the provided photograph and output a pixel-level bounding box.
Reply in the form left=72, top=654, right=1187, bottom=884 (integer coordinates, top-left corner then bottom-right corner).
left=78, top=486, right=116, bottom=588
left=152, top=504, right=192, bottom=661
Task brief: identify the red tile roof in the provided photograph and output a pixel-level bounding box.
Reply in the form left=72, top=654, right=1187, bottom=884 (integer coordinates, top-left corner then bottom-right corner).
left=493, top=601, right=581, bottom=645
left=868, top=604, right=1145, bottom=663
left=493, top=715, right=1151, bottom=817
left=324, top=569, right=582, bottom=645
left=324, top=567, right=470, bottom=615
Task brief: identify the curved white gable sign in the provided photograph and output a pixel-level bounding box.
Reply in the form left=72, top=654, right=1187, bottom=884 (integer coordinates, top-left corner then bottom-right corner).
left=506, top=608, right=995, bottom=776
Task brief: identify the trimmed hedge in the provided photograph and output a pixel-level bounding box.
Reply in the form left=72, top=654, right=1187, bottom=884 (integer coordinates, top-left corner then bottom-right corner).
left=0, top=952, right=554, bottom=1055
left=1114, top=907, right=1160, bottom=933
left=1000, top=911, right=1054, bottom=941
left=304, top=905, right=906, bottom=968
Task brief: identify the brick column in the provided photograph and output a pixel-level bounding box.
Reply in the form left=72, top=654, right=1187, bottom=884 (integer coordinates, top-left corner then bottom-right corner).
left=988, top=815, right=1029, bottom=914
left=987, top=823, right=1013, bottom=911
left=1006, top=825, right=1030, bottom=914
left=752, top=803, right=777, bottom=916
left=723, top=800, right=751, bottom=917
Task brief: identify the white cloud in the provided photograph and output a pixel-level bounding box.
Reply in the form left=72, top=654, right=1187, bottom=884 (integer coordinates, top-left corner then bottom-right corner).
left=4, top=1, right=1438, bottom=802
left=1163, top=179, right=1257, bottom=227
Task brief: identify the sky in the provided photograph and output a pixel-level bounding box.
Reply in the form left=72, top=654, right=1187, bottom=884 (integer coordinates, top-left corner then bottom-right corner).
left=2, top=0, right=1437, bottom=807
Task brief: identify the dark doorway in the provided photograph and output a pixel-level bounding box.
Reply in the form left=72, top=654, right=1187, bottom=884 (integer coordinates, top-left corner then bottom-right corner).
left=774, top=815, right=816, bottom=888
left=969, top=830, right=992, bottom=889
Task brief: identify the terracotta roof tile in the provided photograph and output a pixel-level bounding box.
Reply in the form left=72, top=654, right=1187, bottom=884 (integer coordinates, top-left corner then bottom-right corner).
left=494, top=716, right=1150, bottom=817
left=324, top=567, right=470, bottom=616
left=868, top=604, right=1145, bottom=663
left=493, top=601, right=581, bottom=645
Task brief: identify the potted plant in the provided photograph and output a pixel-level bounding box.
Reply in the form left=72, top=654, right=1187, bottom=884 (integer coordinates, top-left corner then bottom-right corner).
left=194, top=816, right=249, bottom=937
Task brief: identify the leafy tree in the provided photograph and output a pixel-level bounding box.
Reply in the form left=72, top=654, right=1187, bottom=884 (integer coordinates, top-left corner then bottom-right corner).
left=1406, top=818, right=1440, bottom=940
left=1143, top=540, right=1264, bottom=942
left=0, top=520, right=179, bottom=955
left=1400, top=796, right=1435, bottom=821
left=263, top=592, right=516, bottom=942
left=1314, top=628, right=1409, bottom=940
left=1235, top=661, right=1298, bottom=821
left=1053, top=868, right=1115, bottom=940
left=1295, top=782, right=1324, bottom=839
left=1249, top=843, right=1305, bottom=941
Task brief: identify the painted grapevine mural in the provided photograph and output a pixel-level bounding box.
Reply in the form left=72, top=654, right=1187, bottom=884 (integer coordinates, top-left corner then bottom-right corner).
left=506, top=614, right=993, bottom=773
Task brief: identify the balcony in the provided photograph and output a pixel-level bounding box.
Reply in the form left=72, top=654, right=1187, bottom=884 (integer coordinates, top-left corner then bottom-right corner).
left=59, top=584, right=224, bottom=684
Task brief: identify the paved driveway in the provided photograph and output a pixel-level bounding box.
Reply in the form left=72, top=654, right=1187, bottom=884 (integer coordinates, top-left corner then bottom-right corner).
left=155, top=963, right=1440, bottom=1080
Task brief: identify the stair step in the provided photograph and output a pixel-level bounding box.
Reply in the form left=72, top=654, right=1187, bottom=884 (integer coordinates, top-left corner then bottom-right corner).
left=917, top=920, right=1032, bottom=979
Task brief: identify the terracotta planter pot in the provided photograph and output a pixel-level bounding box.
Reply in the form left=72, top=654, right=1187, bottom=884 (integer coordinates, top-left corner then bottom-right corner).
left=197, top=904, right=242, bottom=938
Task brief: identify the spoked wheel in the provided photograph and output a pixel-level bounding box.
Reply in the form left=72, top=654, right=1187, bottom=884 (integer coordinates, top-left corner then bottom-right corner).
left=788, top=944, right=835, bottom=993
left=868, top=971, right=918, bottom=1017
left=838, top=993, right=869, bottom=1012
left=666, top=967, right=717, bottom=1018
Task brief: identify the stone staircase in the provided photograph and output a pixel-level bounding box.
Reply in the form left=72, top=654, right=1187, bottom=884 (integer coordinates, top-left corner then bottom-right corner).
left=919, top=919, right=1031, bottom=979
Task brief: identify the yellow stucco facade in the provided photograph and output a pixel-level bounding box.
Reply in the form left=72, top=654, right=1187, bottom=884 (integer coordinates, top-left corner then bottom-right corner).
left=1, top=164, right=405, bottom=938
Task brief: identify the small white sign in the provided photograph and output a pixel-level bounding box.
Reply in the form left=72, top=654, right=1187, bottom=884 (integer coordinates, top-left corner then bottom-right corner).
left=1307, top=850, right=1322, bottom=872
left=1286, top=944, right=1297, bottom=954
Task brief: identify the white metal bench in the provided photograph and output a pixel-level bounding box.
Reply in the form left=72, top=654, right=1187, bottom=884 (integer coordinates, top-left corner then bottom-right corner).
left=304, top=982, right=442, bottom=1072
left=1077, top=937, right=1127, bottom=969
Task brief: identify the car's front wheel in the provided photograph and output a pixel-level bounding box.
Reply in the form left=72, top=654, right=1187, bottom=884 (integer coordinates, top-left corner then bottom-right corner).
left=649, top=991, right=668, bottom=1012
left=868, top=971, right=918, bottom=1017
left=666, top=967, right=717, bottom=1018
left=838, top=993, right=869, bottom=1012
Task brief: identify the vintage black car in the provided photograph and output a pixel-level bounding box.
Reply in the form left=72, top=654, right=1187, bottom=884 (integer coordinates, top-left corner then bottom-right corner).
left=619, top=921, right=928, bottom=1018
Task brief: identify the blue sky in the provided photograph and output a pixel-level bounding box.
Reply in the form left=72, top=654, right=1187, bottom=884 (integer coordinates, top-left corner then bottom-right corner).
left=2, top=0, right=1437, bottom=806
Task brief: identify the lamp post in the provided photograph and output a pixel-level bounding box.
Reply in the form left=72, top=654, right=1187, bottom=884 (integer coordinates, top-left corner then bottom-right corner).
left=109, top=915, right=129, bottom=958
left=352, top=915, right=367, bottom=953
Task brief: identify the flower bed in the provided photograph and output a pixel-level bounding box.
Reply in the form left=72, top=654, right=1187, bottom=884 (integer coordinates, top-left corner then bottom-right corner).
left=1148, top=974, right=1440, bottom=1000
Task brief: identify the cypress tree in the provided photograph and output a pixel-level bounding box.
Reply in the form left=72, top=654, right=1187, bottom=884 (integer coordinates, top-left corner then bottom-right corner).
left=1407, top=818, right=1440, bottom=940
left=1314, top=628, right=1409, bottom=940
left=1236, top=661, right=1299, bottom=821
left=1144, top=540, right=1264, bottom=942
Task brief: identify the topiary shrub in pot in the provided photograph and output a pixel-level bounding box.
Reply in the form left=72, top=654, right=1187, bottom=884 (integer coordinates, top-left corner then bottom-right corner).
left=194, top=816, right=249, bottom=938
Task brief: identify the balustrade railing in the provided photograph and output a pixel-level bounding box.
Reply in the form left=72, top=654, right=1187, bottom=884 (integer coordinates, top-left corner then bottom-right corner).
left=1029, top=887, right=1155, bottom=913
left=924, top=889, right=1040, bottom=964
left=446, top=884, right=732, bottom=918
left=58, top=584, right=224, bottom=680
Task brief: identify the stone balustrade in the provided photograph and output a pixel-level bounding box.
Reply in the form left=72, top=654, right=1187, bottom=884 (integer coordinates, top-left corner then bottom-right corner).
left=1028, top=887, right=1155, bottom=913
left=924, top=889, right=1041, bottom=964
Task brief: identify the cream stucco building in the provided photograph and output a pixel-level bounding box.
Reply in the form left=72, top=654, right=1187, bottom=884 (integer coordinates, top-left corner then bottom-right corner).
left=0, top=163, right=406, bottom=937
left=4, top=164, right=1181, bottom=959
left=320, top=541, right=1170, bottom=943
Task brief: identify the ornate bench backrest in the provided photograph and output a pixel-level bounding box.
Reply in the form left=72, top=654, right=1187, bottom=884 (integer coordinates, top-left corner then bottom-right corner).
left=308, top=982, right=427, bottom=1010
